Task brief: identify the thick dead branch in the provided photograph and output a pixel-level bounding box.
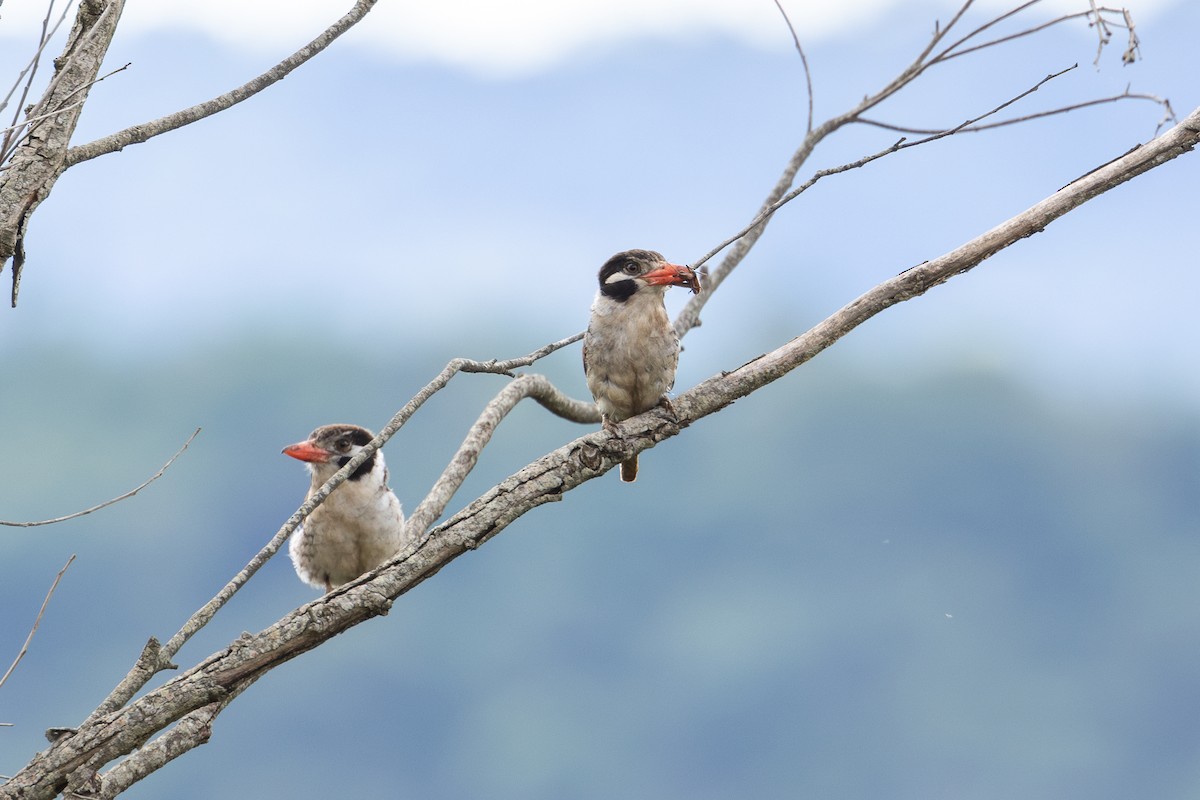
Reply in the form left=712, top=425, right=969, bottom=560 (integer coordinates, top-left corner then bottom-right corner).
left=92, top=680, right=254, bottom=800
left=0, top=1, right=74, bottom=154
left=3, top=103, right=1195, bottom=800
left=0, top=0, right=379, bottom=304
left=0, top=0, right=125, bottom=304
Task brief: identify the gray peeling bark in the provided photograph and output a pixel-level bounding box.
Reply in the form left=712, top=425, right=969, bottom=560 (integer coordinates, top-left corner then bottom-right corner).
left=2, top=106, right=1197, bottom=800
left=0, top=0, right=125, bottom=300
left=0, top=0, right=379, bottom=306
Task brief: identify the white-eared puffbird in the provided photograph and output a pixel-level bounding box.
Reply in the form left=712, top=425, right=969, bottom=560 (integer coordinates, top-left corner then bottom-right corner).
left=282, top=424, right=407, bottom=592
left=583, top=249, right=700, bottom=482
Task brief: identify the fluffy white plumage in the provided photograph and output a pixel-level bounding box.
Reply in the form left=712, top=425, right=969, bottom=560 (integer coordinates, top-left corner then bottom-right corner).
left=283, top=424, right=408, bottom=592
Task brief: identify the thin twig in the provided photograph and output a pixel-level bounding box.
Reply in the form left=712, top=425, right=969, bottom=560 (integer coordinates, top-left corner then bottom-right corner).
left=672, top=0, right=1157, bottom=338
left=1119, top=8, right=1140, bottom=65
left=0, top=554, right=76, bottom=691
left=0, top=0, right=73, bottom=155
left=933, top=5, right=1137, bottom=66
left=932, top=0, right=1041, bottom=62
left=0, top=62, right=131, bottom=145
left=856, top=89, right=1171, bottom=135
left=0, top=429, right=200, bottom=527
left=772, top=0, right=814, bottom=134
left=675, top=64, right=1079, bottom=338
left=671, top=0, right=982, bottom=336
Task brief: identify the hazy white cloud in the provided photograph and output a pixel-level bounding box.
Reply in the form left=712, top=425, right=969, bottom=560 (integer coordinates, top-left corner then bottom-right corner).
left=1, top=0, right=1181, bottom=77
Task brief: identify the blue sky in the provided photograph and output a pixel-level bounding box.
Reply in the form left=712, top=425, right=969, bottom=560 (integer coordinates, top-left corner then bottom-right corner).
left=1, top=0, right=1196, bottom=410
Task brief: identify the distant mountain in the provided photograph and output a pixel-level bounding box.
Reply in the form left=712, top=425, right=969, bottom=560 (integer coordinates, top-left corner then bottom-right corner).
left=2, top=340, right=1197, bottom=800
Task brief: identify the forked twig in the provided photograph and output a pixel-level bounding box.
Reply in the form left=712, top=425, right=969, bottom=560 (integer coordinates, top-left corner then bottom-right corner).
left=672, top=0, right=1162, bottom=338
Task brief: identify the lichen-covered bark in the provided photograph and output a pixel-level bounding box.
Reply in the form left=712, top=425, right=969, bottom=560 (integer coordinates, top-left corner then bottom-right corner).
left=0, top=0, right=125, bottom=293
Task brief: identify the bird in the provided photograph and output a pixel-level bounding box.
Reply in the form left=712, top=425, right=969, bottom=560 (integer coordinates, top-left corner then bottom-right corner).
left=282, top=424, right=407, bottom=593
left=583, top=249, right=700, bottom=482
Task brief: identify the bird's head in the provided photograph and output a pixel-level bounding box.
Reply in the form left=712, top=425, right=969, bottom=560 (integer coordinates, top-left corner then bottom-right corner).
left=597, top=249, right=701, bottom=301
left=282, top=424, right=382, bottom=483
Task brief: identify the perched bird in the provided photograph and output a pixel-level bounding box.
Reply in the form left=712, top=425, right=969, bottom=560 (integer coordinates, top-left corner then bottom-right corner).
left=282, top=424, right=407, bottom=592
left=583, top=249, right=701, bottom=482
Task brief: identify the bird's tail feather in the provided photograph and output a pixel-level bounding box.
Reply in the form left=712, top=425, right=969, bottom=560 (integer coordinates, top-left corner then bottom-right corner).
left=620, top=455, right=638, bottom=482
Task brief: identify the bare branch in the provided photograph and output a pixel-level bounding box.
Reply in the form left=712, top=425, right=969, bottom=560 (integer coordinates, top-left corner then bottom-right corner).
left=0, top=554, right=75, bottom=692
left=673, top=1, right=1164, bottom=339
left=932, top=4, right=1138, bottom=66
left=0, top=62, right=132, bottom=156
left=81, top=334, right=591, bottom=724
left=0, top=0, right=126, bottom=301
left=0, top=429, right=199, bottom=528
left=64, top=0, right=380, bottom=167
left=771, top=0, right=814, bottom=134
left=0, top=0, right=74, bottom=154
left=92, top=680, right=255, bottom=800
left=857, top=88, right=1174, bottom=134
left=670, top=0, right=1011, bottom=336
left=1119, top=8, right=1141, bottom=65
left=675, top=63, right=1078, bottom=338
left=406, top=373, right=595, bottom=537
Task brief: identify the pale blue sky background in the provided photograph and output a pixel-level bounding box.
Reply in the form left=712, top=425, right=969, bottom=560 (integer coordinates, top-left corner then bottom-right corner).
left=0, top=0, right=1197, bottom=403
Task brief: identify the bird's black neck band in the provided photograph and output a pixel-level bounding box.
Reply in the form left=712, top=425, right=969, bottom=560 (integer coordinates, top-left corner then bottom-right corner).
left=336, top=453, right=376, bottom=481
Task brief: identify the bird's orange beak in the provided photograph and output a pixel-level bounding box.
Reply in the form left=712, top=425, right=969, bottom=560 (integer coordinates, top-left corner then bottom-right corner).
left=282, top=440, right=332, bottom=463
left=641, top=262, right=702, bottom=294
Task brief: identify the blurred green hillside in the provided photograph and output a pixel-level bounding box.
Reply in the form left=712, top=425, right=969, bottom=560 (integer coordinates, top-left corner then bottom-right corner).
left=1, top=337, right=1198, bottom=799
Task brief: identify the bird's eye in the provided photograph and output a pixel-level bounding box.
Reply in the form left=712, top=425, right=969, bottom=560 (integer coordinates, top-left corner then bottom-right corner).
left=622, top=262, right=639, bottom=275
left=335, top=438, right=350, bottom=452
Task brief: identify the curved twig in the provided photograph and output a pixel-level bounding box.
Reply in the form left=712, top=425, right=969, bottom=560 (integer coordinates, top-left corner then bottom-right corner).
left=771, top=0, right=814, bottom=134
left=406, top=373, right=594, bottom=537
left=0, top=429, right=200, bottom=528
